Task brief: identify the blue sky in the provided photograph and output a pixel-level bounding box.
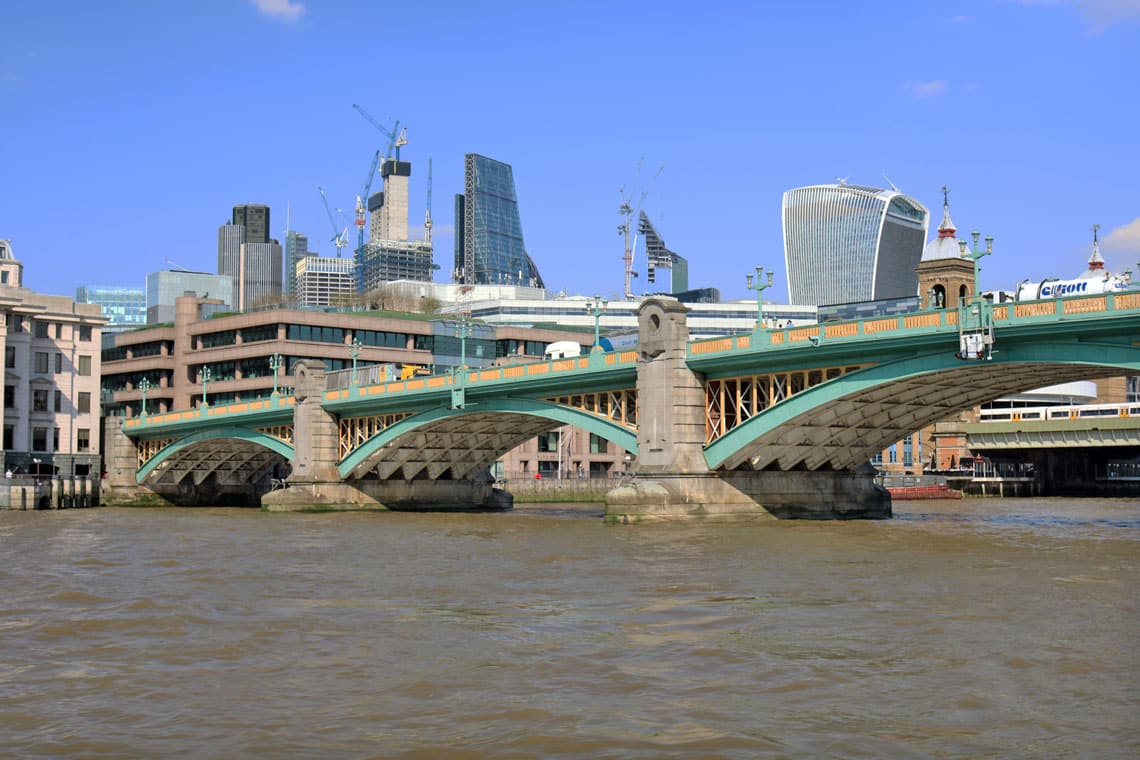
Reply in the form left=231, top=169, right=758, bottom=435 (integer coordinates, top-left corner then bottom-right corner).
left=3, top=0, right=1139, bottom=304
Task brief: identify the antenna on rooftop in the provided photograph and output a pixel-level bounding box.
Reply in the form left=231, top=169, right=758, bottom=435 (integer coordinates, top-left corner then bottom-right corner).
left=883, top=173, right=900, bottom=192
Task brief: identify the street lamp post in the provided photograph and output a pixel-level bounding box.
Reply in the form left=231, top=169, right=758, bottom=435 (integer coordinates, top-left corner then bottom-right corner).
left=457, top=316, right=471, bottom=371
left=269, top=352, right=283, bottom=396
left=968, top=229, right=993, bottom=303
left=138, top=376, right=151, bottom=418
left=746, top=266, right=774, bottom=333
left=350, top=338, right=362, bottom=386
left=586, top=295, right=608, bottom=352
left=200, top=366, right=212, bottom=409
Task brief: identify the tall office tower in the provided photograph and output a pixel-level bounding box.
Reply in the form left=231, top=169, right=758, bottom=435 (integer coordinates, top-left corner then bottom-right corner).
left=453, top=154, right=545, bottom=288
left=238, top=241, right=283, bottom=310
left=218, top=221, right=245, bottom=307
left=284, top=230, right=309, bottom=299
left=232, top=204, right=270, bottom=245
left=372, top=159, right=410, bottom=243
left=782, top=183, right=929, bottom=306
left=75, top=285, right=147, bottom=331
left=358, top=157, right=434, bottom=291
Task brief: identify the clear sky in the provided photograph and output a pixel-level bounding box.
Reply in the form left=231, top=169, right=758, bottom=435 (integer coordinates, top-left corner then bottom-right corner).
left=3, top=0, right=1139, bottom=304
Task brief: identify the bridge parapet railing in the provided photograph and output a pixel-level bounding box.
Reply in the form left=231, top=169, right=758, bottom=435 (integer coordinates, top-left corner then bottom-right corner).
left=689, top=290, right=1140, bottom=357
left=322, top=350, right=640, bottom=404
left=123, top=393, right=296, bottom=434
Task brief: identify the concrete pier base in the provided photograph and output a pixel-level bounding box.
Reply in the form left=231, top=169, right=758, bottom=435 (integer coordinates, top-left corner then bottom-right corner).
left=604, top=465, right=891, bottom=523
left=261, top=479, right=513, bottom=512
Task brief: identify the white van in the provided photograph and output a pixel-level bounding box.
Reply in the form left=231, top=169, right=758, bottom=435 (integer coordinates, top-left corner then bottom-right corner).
left=543, top=341, right=582, bottom=360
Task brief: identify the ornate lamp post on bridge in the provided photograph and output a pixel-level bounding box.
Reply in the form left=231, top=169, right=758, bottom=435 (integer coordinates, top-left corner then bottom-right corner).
left=958, top=230, right=996, bottom=360
left=350, top=338, right=362, bottom=386
left=968, top=229, right=993, bottom=302
left=199, top=366, right=212, bottom=409
left=457, top=314, right=471, bottom=371
left=746, top=266, right=774, bottom=336
left=586, top=295, right=608, bottom=353
left=138, top=376, right=151, bottom=419
left=269, top=352, right=283, bottom=397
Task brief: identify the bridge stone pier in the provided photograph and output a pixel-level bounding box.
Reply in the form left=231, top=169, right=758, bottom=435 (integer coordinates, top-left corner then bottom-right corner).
left=604, top=298, right=890, bottom=522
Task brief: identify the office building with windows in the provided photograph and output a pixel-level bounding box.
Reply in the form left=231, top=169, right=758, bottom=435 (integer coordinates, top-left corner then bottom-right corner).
left=782, top=183, right=929, bottom=306
left=0, top=239, right=106, bottom=477
left=238, top=241, right=283, bottom=310
left=217, top=221, right=245, bottom=307
left=145, top=269, right=233, bottom=324
left=453, top=154, right=544, bottom=288
left=232, top=204, right=270, bottom=245
left=76, top=285, right=147, bottom=332
left=295, top=255, right=355, bottom=307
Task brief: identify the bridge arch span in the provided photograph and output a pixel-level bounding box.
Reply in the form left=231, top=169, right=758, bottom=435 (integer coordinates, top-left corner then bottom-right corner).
left=137, top=427, right=295, bottom=488
left=339, top=398, right=638, bottom=481
left=705, top=338, right=1140, bottom=473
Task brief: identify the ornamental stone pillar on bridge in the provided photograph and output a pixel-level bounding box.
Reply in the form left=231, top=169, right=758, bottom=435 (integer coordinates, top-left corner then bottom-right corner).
left=604, top=297, right=890, bottom=522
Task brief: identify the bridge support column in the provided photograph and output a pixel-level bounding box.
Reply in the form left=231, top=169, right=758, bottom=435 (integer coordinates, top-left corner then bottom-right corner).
left=261, top=360, right=373, bottom=511
left=604, top=298, right=890, bottom=522
left=101, top=417, right=165, bottom=506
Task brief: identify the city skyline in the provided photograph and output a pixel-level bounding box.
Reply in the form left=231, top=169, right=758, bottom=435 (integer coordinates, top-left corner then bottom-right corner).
left=3, top=1, right=1139, bottom=305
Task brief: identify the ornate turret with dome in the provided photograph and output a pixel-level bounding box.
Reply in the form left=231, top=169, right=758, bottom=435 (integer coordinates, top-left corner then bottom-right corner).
left=920, top=186, right=966, bottom=262
left=915, top=186, right=976, bottom=309
left=1079, top=223, right=1106, bottom=278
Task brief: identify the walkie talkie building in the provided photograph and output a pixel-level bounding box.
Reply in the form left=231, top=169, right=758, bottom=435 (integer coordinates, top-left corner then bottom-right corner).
left=782, top=184, right=929, bottom=306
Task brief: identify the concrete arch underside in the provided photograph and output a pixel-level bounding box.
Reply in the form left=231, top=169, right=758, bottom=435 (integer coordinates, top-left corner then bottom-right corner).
left=707, top=340, right=1140, bottom=472
left=339, top=399, right=638, bottom=481
left=138, top=428, right=293, bottom=489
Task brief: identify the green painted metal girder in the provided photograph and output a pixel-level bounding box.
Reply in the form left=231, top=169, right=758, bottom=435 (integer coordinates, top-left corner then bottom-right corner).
left=122, top=401, right=295, bottom=440
left=321, top=360, right=638, bottom=418
left=702, top=338, right=1140, bottom=470
left=688, top=306, right=1140, bottom=378
left=136, top=426, right=295, bottom=483
left=338, top=397, right=638, bottom=479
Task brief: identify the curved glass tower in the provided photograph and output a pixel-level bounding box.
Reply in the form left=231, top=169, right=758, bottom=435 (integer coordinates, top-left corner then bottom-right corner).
left=453, top=154, right=545, bottom=288
left=782, top=184, right=928, bottom=306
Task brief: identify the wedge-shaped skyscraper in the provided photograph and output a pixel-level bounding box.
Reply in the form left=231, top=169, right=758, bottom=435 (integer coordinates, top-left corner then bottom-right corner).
left=453, top=154, right=545, bottom=288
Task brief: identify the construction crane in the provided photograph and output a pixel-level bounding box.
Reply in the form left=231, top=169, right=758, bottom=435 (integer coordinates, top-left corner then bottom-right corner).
left=352, top=104, right=408, bottom=162
left=317, top=186, right=349, bottom=258
left=353, top=149, right=382, bottom=290
left=424, top=157, right=433, bottom=244
left=617, top=161, right=663, bottom=299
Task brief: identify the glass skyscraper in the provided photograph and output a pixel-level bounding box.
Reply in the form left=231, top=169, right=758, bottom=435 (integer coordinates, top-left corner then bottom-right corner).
left=453, top=154, right=545, bottom=288
left=782, top=183, right=929, bottom=306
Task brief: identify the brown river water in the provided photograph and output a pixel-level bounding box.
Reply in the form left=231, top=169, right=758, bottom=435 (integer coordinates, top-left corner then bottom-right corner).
left=1, top=497, right=1137, bottom=758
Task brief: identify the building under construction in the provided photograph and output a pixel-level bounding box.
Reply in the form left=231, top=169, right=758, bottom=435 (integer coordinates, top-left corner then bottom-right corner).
left=358, top=157, right=434, bottom=291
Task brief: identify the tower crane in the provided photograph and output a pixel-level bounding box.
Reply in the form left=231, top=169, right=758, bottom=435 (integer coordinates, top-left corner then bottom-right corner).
left=353, top=149, right=382, bottom=291
left=317, top=186, right=349, bottom=258
left=424, top=157, right=433, bottom=244
left=617, top=161, right=663, bottom=299
left=352, top=104, right=408, bottom=162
